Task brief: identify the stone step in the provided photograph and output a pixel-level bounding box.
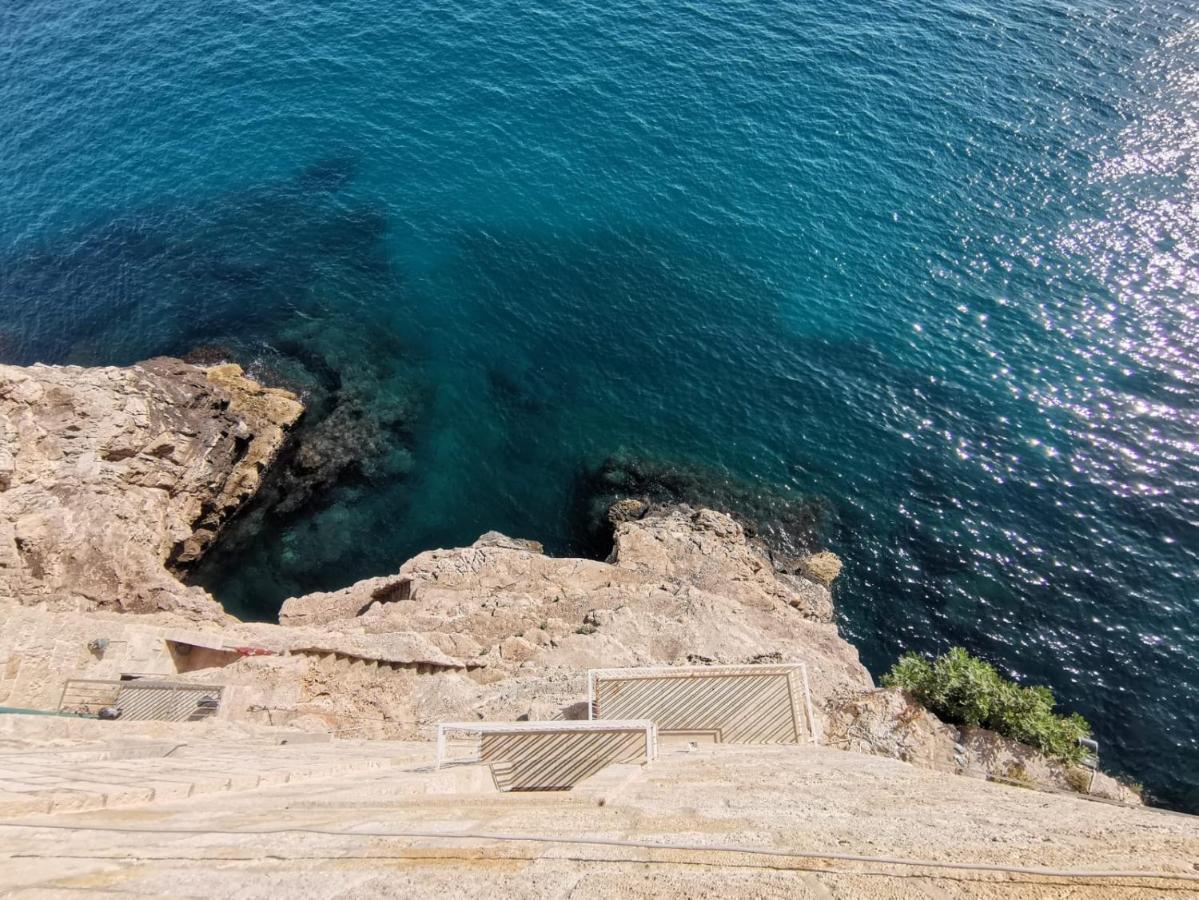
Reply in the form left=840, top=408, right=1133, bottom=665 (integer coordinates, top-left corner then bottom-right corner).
left=0, top=739, right=425, bottom=817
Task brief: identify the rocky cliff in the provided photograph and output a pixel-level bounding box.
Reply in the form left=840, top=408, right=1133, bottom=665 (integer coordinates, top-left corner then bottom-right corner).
left=0, top=358, right=302, bottom=620
left=0, top=359, right=1139, bottom=805
left=277, top=504, right=871, bottom=721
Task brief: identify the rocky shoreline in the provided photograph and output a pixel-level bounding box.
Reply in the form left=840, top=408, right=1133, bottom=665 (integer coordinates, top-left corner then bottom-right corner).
left=0, top=358, right=301, bottom=620
left=0, top=358, right=1140, bottom=805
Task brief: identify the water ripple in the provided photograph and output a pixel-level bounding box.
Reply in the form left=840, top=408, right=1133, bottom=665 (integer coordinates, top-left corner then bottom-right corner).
left=0, top=0, right=1196, bottom=809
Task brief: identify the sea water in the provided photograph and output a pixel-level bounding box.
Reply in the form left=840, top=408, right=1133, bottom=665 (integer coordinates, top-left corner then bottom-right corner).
left=1, top=0, right=1196, bottom=809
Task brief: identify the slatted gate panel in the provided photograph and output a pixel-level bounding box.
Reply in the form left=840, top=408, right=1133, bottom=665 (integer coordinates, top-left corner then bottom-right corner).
left=58, top=680, right=223, bottom=721
left=481, top=729, right=648, bottom=791
left=594, top=668, right=805, bottom=743
left=58, top=680, right=121, bottom=715
left=115, top=682, right=223, bottom=722
left=438, top=732, right=485, bottom=767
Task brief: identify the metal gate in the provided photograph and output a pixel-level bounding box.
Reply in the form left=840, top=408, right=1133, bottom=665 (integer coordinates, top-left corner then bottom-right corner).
left=588, top=663, right=819, bottom=743
left=58, top=679, right=224, bottom=722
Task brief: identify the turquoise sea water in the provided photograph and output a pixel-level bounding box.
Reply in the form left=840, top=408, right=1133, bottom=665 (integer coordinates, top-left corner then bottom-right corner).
left=2, top=0, right=1196, bottom=808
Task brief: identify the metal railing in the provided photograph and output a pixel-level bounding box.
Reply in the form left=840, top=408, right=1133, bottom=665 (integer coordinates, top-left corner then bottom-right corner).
left=435, top=720, right=658, bottom=791
left=587, top=662, right=820, bottom=744
left=58, top=679, right=224, bottom=722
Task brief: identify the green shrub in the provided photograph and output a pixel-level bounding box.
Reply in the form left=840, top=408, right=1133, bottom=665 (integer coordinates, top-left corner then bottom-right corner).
left=882, top=647, right=1092, bottom=764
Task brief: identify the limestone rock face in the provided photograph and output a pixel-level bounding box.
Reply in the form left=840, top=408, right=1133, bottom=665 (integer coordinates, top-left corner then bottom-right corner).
left=471, top=531, right=544, bottom=553
left=957, top=725, right=1143, bottom=803
left=1, top=358, right=1137, bottom=804
left=0, top=358, right=302, bottom=620
left=798, top=550, right=843, bottom=587
left=278, top=574, right=414, bottom=629
left=280, top=504, right=872, bottom=721
left=606, top=497, right=648, bottom=524
left=823, top=687, right=959, bottom=771
left=610, top=506, right=836, bottom=621
left=823, top=688, right=1143, bottom=803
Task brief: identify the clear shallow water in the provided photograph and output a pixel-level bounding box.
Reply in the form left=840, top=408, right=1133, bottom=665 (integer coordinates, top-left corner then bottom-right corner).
left=2, top=0, right=1196, bottom=808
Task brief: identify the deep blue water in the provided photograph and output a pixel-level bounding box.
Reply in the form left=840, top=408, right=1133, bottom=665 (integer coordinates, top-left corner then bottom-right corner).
left=2, top=0, right=1196, bottom=809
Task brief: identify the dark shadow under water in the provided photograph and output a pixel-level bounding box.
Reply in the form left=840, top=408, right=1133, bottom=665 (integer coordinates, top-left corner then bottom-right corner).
left=0, top=157, right=427, bottom=616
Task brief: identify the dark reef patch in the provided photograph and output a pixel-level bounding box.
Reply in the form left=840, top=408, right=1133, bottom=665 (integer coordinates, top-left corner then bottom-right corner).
left=0, top=152, right=388, bottom=368
left=294, top=153, right=361, bottom=194
left=0, top=156, right=426, bottom=620
left=569, top=448, right=832, bottom=563
left=485, top=365, right=551, bottom=416
left=181, top=344, right=237, bottom=368
left=188, top=325, right=426, bottom=618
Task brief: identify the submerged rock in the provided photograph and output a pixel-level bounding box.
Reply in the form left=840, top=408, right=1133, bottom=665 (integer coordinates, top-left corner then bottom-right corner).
left=798, top=550, right=843, bottom=586
left=192, top=318, right=421, bottom=530
left=0, top=358, right=302, bottom=620
left=181, top=345, right=236, bottom=367
left=184, top=315, right=424, bottom=612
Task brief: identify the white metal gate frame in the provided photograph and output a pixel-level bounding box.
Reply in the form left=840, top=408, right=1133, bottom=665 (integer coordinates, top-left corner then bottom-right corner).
left=586, top=662, right=821, bottom=744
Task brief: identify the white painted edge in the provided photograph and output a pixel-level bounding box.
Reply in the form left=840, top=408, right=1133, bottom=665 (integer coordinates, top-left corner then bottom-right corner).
left=800, top=662, right=820, bottom=744
left=588, top=662, right=808, bottom=680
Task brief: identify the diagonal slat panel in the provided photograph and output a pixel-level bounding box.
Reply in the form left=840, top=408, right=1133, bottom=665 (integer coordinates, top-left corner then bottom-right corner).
left=482, top=729, right=646, bottom=791
left=114, top=683, right=224, bottom=721
left=596, top=670, right=802, bottom=743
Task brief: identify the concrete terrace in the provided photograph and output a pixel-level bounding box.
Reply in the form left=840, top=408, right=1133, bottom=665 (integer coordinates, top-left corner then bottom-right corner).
left=0, top=734, right=428, bottom=817
left=0, top=735, right=1196, bottom=898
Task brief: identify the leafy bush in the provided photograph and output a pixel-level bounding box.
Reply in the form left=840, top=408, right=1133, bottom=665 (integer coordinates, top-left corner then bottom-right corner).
left=882, top=648, right=1092, bottom=764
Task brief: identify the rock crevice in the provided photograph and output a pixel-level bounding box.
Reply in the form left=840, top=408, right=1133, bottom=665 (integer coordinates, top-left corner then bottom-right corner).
left=0, top=358, right=302, bottom=620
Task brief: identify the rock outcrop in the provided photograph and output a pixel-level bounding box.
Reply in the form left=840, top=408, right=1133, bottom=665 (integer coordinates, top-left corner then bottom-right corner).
left=0, top=359, right=302, bottom=621
left=823, top=685, right=961, bottom=771
left=0, top=358, right=1143, bottom=807
left=822, top=687, right=1143, bottom=804
left=278, top=505, right=867, bottom=715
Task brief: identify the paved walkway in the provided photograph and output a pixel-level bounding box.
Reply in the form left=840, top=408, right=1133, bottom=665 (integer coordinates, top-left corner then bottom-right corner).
left=0, top=742, right=1195, bottom=898
left=0, top=738, right=429, bottom=816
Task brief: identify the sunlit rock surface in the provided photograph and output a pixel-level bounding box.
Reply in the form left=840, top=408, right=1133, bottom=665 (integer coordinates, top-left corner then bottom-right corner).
left=0, top=359, right=302, bottom=620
